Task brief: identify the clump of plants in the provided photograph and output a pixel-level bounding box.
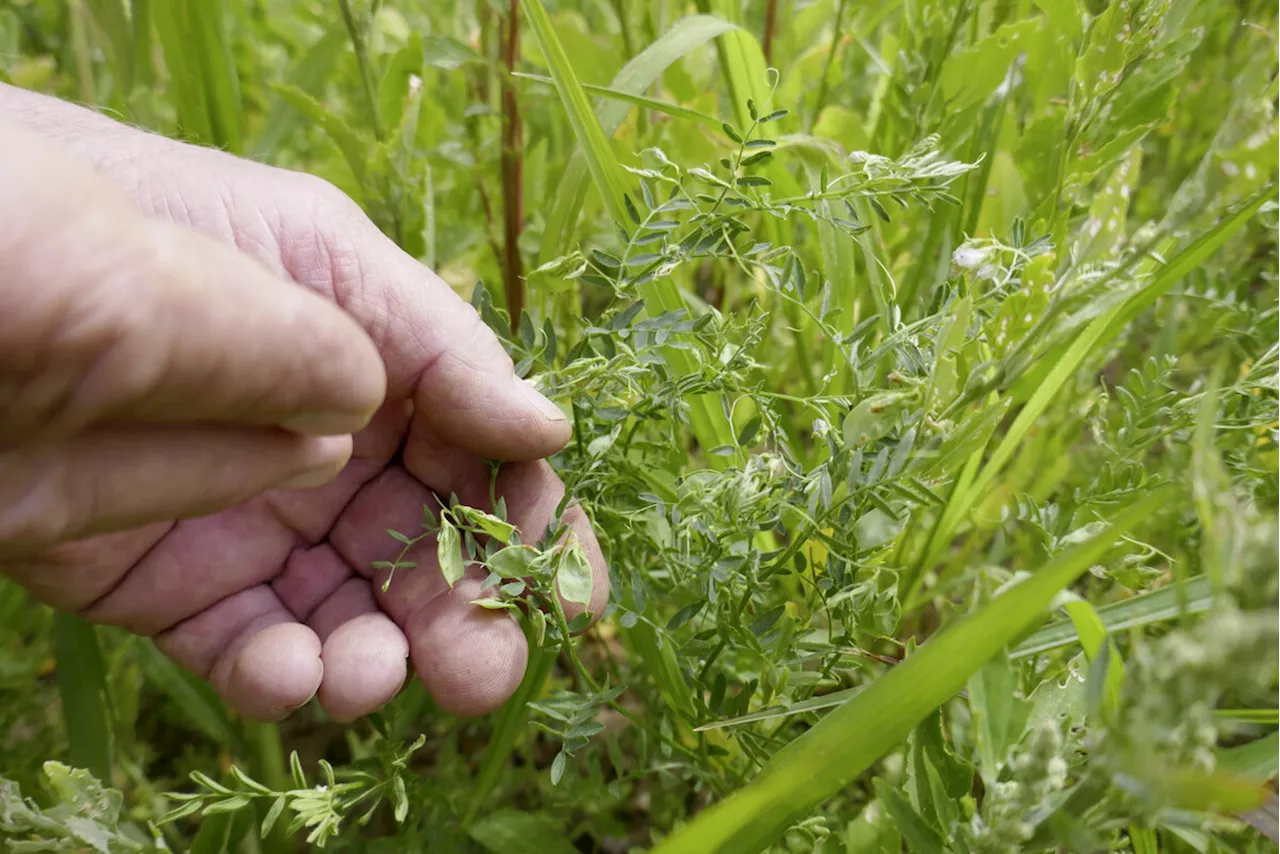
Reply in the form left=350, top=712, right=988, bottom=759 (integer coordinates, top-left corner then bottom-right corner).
left=0, top=0, right=1276, bottom=852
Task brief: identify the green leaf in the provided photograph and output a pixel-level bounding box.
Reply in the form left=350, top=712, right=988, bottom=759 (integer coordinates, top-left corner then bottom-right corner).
left=437, top=519, right=465, bottom=588
left=52, top=614, right=112, bottom=783
left=457, top=506, right=519, bottom=545
left=651, top=489, right=1168, bottom=854
left=272, top=82, right=372, bottom=186
left=1062, top=597, right=1125, bottom=715
left=524, top=0, right=736, bottom=469
left=905, top=709, right=971, bottom=833
left=555, top=542, right=594, bottom=607
left=253, top=27, right=347, bottom=158
left=469, top=809, right=579, bottom=854
left=260, top=796, right=286, bottom=839
left=694, top=686, right=865, bottom=731
left=940, top=19, right=1043, bottom=113
left=489, top=544, right=541, bottom=578
left=872, top=779, right=945, bottom=854
left=967, top=654, right=1030, bottom=782
left=471, top=598, right=520, bottom=611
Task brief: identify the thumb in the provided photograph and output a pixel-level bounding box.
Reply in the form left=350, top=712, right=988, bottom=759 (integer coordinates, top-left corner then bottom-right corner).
left=0, top=120, right=387, bottom=446
left=284, top=193, right=571, bottom=462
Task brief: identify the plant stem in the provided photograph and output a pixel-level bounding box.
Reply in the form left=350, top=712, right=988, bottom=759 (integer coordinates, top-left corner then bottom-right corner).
left=500, top=0, right=525, bottom=328
left=809, top=0, right=850, bottom=130
left=610, top=0, right=635, bottom=58
left=244, top=721, right=295, bottom=853
left=761, top=0, right=778, bottom=65
left=336, top=0, right=384, bottom=142
left=68, top=0, right=96, bottom=103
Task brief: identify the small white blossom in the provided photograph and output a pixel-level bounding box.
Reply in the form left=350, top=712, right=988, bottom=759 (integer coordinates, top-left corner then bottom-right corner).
left=952, top=246, right=988, bottom=269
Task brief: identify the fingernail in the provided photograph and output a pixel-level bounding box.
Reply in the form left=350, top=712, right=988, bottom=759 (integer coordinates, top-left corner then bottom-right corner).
left=514, top=376, right=567, bottom=423
left=279, top=435, right=353, bottom=490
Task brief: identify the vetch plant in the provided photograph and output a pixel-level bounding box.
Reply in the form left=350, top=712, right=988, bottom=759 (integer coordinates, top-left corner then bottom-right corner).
left=0, top=0, right=1276, bottom=852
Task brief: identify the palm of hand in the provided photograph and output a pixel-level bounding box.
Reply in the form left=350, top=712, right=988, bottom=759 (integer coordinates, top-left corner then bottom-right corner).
left=6, top=135, right=606, bottom=723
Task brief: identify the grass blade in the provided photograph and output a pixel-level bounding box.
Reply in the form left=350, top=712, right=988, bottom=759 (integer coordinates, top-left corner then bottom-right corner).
left=515, top=72, right=720, bottom=128
left=52, top=613, right=112, bottom=782
left=692, top=0, right=771, bottom=131
left=1216, top=709, right=1280, bottom=725
left=84, top=0, right=133, bottom=92
left=1095, top=187, right=1273, bottom=350
left=651, top=489, right=1169, bottom=854
left=152, top=0, right=243, bottom=152
left=1217, top=732, right=1280, bottom=781
left=465, top=635, right=556, bottom=823
left=694, top=685, right=864, bottom=731
left=136, top=641, right=241, bottom=749
left=1010, top=576, right=1214, bottom=659
left=629, top=620, right=695, bottom=719
left=537, top=13, right=737, bottom=263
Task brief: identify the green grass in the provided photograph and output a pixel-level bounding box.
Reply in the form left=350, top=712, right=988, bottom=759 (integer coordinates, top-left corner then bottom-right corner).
left=0, top=1, right=1277, bottom=852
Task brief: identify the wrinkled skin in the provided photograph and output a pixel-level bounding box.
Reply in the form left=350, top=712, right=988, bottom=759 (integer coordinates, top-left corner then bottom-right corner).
left=0, top=85, right=607, bottom=723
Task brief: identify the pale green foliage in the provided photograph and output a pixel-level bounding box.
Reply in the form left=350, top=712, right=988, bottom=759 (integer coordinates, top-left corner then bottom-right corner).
left=0, top=762, right=161, bottom=852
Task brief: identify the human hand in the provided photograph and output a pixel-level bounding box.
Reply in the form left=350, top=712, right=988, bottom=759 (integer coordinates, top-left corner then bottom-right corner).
left=0, top=87, right=607, bottom=723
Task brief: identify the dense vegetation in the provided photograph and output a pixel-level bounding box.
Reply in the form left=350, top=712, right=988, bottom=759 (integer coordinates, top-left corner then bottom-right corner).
left=1, top=0, right=1277, bottom=851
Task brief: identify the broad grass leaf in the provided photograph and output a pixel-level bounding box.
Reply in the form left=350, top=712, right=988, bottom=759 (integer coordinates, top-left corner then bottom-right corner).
left=51, top=615, right=112, bottom=783
left=1010, top=576, right=1213, bottom=658
left=940, top=19, right=1044, bottom=113
left=1216, top=732, right=1280, bottom=781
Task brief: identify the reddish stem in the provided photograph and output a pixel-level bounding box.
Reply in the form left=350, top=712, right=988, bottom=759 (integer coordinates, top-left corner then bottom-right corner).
left=762, top=0, right=779, bottom=65
left=500, top=0, right=525, bottom=330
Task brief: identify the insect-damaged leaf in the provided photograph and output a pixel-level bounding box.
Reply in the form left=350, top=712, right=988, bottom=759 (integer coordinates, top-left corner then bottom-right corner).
left=437, top=519, right=465, bottom=588
left=556, top=542, right=594, bottom=606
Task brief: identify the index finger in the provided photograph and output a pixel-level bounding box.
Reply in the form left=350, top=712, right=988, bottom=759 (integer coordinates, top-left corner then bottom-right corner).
left=0, top=121, right=386, bottom=444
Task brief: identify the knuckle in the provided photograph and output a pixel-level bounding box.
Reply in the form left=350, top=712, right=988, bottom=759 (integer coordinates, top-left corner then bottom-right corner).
left=292, top=171, right=363, bottom=220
